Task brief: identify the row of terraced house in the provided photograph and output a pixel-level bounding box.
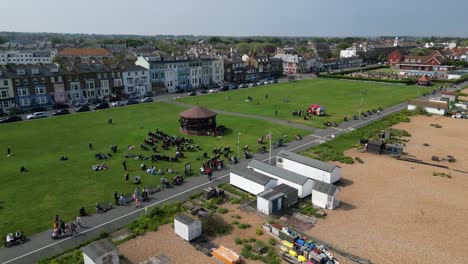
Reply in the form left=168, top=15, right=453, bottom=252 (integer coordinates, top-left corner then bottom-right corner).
left=0, top=63, right=151, bottom=113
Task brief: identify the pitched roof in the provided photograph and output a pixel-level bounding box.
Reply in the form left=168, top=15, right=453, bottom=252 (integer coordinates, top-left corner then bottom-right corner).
left=248, top=159, right=310, bottom=185
left=58, top=48, right=112, bottom=57
left=409, top=99, right=448, bottom=109
left=418, top=75, right=431, bottom=82
left=175, top=213, right=198, bottom=225
left=230, top=168, right=276, bottom=186
left=277, top=150, right=338, bottom=173
left=82, top=239, right=117, bottom=260
left=258, top=184, right=297, bottom=200
left=179, top=106, right=217, bottom=119
left=312, top=181, right=338, bottom=195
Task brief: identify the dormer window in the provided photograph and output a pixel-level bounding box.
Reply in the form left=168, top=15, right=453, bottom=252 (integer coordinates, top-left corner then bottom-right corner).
left=31, top=68, right=39, bottom=75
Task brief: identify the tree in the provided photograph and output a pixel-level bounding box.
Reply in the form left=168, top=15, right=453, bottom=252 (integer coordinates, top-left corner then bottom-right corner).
left=297, top=46, right=309, bottom=55
left=336, top=43, right=351, bottom=51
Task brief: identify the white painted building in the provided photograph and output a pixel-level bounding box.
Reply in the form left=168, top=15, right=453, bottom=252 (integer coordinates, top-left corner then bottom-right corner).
left=230, top=168, right=278, bottom=195
left=0, top=50, right=56, bottom=65
left=340, top=49, right=357, bottom=58
left=276, top=150, right=341, bottom=184
left=257, top=184, right=298, bottom=215
left=174, top=213, right=202, bottom=241
left=0, top=67, right=15, bottom=112
left=122, top=65, right=151, bottom=97
left=408, top=99, right=448, bottom=116
left=248, top=159, right=314, bottom=198
left=82, top=239, right=119, bottom=264
left=273, top=54, right=308, bottom=74
left=311, top=181, right=339, bottom=209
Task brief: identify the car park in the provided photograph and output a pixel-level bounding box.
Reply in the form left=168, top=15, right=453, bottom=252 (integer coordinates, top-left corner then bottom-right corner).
left=75, top=105, right=91, bottom=112
left=94, top=102, right=110, bottom=110
left=0, top=116, right=22, bottom=124
left=27, top=112, right=47, bottom=120
left=52, top=109, right=70, bottom=116
left=141, top=97, right=153, bottom=103
left=126, top=99, right=140, bottom=105
left=111, top=101, right=125, bottom=107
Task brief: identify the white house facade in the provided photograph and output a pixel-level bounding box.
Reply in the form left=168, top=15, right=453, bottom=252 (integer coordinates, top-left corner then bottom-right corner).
left=0, top=50, right=56, bottom=65
left=0, top=68, right=15, bottom=112
left=122, top=65, right=151, bottom=97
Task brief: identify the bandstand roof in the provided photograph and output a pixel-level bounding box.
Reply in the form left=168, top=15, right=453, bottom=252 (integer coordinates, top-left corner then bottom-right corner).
left=180, top=106, right=217, bottom=119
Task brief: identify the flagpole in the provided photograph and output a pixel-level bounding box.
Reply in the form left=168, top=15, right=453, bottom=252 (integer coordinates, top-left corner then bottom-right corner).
left=269, top=131, right=272, bottom=164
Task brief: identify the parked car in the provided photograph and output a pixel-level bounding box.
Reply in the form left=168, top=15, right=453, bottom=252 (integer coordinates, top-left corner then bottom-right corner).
left=0, top=116, right=22, bottom=124
left=256, top=81, right=264, bottom=86
left=141, top=97, right=153, bottom=103
left=111, top=101, right=125, bottom=107
left=200, top=89, right=208, bottom=94
left=272, top=79, right=278, bottom=83
left=240, top=84, right=248, bottom=88
left=126, top=99, right=140, bottom=105
left=248, top=83, right=256, bottom=87
left=263, top=81, right=270, bottom=85
left=74, top=100, right=88, bottom=107
left=128, top=94, right=139, bottom=99
left=27, top=112, right=47, bottom=120
left=94, top=102, right=110, bottom=110
left=53, top=103, right=69, bottom=109
left=228, top=84, right=238, bottom=90
left=208, top=89, right=219, bottom=93
left=188, top=91, right=197, bottom=96
left=0, top=111, right=8, bottom=117
left=175, top=89, right=185, bottom=94
left=75, top=105, right=91, bottom=112
left=52, top=109, right=70, bottom=116
left=144, top=91, right=154, bottom=97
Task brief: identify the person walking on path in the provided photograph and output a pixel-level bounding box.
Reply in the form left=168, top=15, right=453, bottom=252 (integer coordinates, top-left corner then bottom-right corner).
left=275, top=110, right=278, bottom=117
left=70, top=221, right=78, bottom=235
left=7, top=145, right=11, bottom=156
left=122, top=159, right=127, bottom=170
left=125, top=172, right=129, bottom=183
left=75, top=216, right=83, bottom=228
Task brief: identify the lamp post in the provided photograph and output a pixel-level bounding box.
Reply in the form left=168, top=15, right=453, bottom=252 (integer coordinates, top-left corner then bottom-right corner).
left=237, top=132, right=241, bottom=158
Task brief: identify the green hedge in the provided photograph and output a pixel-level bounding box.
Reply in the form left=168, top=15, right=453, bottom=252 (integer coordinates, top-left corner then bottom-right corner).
left=318, top=73, right=417, bottom=85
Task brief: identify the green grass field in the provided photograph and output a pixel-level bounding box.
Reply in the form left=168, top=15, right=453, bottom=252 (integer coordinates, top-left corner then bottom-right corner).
left=178, top=79, right=430, bottom=128
left=0, top=102, right=306, bottom=236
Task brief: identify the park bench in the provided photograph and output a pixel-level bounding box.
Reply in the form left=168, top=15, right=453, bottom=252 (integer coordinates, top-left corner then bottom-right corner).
left=119, top=194, right=134, bottom=205
left=96, top=202, right=112, bottom=214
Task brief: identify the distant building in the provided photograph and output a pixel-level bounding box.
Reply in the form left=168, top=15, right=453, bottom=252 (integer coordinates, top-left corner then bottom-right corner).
left=0, top=67, right=15, bottom=112
left=58, top=48, right=113, bottom=63
left=136, top=54, right=224, bottom=92
left=273, top=54, right=307, bottom=74
left=388, top=50, right=454, bottom=74
left=243, top=54, right=283, bottom=79
left=122, top=65, right=151, bottom=97
left=174, top=213, right=202, bottom=241
left=82, top=239, right=119, bottom=264
left=0, top=50, right=56, bottom=65
left=224, top=56, right=246, bottom=84
left=407, top=99, right=448, bottom=115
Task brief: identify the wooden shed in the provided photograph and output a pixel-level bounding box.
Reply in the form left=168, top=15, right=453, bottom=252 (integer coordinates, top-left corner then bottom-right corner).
left=257, top=184, right=298, bottom=215
left=311, top=181, right=339, bottom=209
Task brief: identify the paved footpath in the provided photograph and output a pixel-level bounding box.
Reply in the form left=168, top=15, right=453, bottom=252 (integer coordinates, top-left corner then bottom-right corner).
left=1, top=82, right=465, bottom=264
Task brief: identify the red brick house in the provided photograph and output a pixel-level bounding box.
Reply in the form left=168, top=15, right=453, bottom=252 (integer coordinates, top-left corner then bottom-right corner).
left=387, top=50, right=453, bottom=72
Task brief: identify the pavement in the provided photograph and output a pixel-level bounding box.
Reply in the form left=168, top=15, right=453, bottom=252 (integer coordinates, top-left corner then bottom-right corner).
left=0, top=81, right=465, bottom=264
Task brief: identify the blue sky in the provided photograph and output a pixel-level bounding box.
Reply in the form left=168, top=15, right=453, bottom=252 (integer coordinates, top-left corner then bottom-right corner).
left=1, top=0, right=467, bottom=37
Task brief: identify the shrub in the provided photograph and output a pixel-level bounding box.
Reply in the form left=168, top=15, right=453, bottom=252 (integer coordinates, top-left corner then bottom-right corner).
left=234, top=237, right=243, bottom=245
left=249, top=237, right=257, bottom=242
left=432, top=172, right=452, bottom=178
left=128, top=202, right=184, bottom=235
left=238, top=223, right=251, bottom=229
left=423, top=143, right=430, bottom=147
left=99, top=231, right=108, bottom=239
left=201, top=214, right=232, bottom=236
left=231, top=220, right=239, bottom=225
left=217, top=208, right=229, bottom=214
left=189, top=192, right=203, bottom=199
left=354, top=157, right=364, bottom=163
left=255, top=228, right=264, bottom=236
left=268, top=237, right=277, bottom=246
left=299, top=203, right=324, bottom=218
left=232, top=214, right=242, bottom=219
left=230, top=198, right=240, bottom=204
left=219, top=183, right=253, bottom=200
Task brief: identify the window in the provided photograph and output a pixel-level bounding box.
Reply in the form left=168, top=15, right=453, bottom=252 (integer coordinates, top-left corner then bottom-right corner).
left=3, top=80, right=8, bottom=86
left=35, top=87, right=45, bottom=94
left=0, top=101, right=9, bottom=108
left=23, top=79, right=29, bottom=85
left=18, top=88, right=29, bottom=96
left=86, top=81, right=95, bottom=89
left=128, top=87, right=134, bottom=93
left=37, top=96, right=48, bottom=104
left=33, top=78, right=38, bottom=84
left=41, top=77, right=45, bottom=83
left=0, top=90, right=8, bottom=98
left=113, top=79, right=122, bottom=86
left=20, top=98, right=30, bottom=106
left=127, top=78, right=133, bottom=84
left=15, top=80, right=20, bottom=86
left=97, top=73, right=101, bottom=79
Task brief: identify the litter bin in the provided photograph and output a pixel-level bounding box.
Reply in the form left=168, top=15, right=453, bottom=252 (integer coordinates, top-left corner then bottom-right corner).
left=79, top=207, right=86, bottom=217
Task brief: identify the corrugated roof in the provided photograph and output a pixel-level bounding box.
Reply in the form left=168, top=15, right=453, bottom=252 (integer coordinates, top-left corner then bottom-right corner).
left=312, top=181, right=338, bottom=195
left=248, top=159, right=310, bottom=185
left=278, top=150, right=338, bottom=173
left=81, top=239, right=116, bottom=260
left=230, top=168, right=275, bottom=186
left=258, top=184, right=297, bottom=200
left=175, top=213, right=198, bottom=225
